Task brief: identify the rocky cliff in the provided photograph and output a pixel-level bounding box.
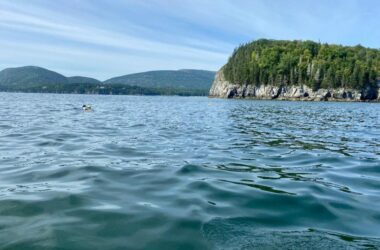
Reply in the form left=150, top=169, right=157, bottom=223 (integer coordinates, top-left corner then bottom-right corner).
left=209, top=70, right=380, bottom=102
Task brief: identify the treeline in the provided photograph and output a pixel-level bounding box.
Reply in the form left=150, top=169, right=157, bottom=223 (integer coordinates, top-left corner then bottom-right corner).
left=0, top=83, right=208, bottom=96
left=223, top=39, right=380, bottom=90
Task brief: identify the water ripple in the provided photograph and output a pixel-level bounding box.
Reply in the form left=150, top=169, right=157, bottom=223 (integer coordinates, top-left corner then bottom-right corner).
left=0, top=93, right=379, bottom=249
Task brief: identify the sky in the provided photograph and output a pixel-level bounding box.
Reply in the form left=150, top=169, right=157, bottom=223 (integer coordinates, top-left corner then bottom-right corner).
left=0, top=0, right=379, bottom=80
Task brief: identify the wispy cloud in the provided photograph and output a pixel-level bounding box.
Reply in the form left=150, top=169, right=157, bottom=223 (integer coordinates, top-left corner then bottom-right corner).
left=0, top=0, right=378, bottom=79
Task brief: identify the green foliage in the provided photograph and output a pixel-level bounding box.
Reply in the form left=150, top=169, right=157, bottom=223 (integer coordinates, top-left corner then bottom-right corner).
left=223, top=39, right=380, bottom=90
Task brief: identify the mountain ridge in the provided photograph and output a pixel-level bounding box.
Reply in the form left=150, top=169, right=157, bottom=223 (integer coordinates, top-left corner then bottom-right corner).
left=0, top=66, right=68, bottom=87
left=104, top=69, right=215, bottom=90
left=0, top=66, right=216, bottom=96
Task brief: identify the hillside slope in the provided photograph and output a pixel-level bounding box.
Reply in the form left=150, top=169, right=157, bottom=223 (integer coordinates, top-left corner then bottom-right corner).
left=104, top=69, right=215, bottom=90
left=0, top=66, right=214, bottom=96
left=0, top=66, right=68, bottom=88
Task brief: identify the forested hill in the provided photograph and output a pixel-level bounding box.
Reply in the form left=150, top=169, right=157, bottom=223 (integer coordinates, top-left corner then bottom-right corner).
left=223, top=39, right=380, bottom=90
left=0, top=66, right=215, bottom=96
left=104, top=69, right=215, bottom=90
left=0, top=66, right=68, bottom=87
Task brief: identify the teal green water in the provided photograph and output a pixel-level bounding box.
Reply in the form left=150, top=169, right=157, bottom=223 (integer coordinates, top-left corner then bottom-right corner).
left=0, top=93, right=379, bottom=249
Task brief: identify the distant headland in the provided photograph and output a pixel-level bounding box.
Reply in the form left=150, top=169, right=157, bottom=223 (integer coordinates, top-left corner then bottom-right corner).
left=210, top=39, right=380, bottom=101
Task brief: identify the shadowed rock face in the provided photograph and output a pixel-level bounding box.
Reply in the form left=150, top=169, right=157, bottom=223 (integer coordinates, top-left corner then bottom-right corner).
left=209, top=70, right=379, bottom=102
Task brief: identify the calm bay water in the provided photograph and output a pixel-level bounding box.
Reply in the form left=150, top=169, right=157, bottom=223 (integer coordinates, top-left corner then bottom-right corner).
left=0, top=93, right=379, bottom=249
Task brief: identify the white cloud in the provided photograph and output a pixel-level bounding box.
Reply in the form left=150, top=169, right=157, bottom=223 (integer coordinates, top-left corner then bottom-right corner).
left=0, top=0, right=378, bottom=79
left=0, top=0, right=229, bottom=78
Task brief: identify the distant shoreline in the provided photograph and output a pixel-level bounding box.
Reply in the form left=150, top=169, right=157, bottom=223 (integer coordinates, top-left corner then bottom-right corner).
left=0, top=90, right=208, bottom=97
left=2, top=91, right=379, bottom=102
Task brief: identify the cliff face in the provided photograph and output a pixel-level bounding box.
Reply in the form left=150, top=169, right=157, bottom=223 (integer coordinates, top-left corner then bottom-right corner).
left=209, top=70, right=380, bottom=101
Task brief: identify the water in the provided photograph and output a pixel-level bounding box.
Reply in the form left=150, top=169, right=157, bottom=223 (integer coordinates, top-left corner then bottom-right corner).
left=0, top=93, right=379, bottom=249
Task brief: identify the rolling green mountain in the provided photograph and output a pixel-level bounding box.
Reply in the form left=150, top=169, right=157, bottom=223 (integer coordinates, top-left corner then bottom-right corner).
left=223, top=39, right=380, bottom=91
left=0, top=66, right=215, bottom=96
left=0, top=66, right=68, bottom=88
left=104, top=69, right=215, bottom=90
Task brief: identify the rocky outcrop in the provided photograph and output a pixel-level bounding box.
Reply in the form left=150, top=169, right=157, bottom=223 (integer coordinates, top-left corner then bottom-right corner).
left=209, top=70, right=379, bottom=102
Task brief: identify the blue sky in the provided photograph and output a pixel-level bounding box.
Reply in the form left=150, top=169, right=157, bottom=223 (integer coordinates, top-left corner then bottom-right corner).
left=0, top=0, right=379, bottom=80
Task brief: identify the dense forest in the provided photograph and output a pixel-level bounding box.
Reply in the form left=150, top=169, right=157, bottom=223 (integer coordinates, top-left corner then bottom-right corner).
left=223, top=39, right=380, bottom=90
